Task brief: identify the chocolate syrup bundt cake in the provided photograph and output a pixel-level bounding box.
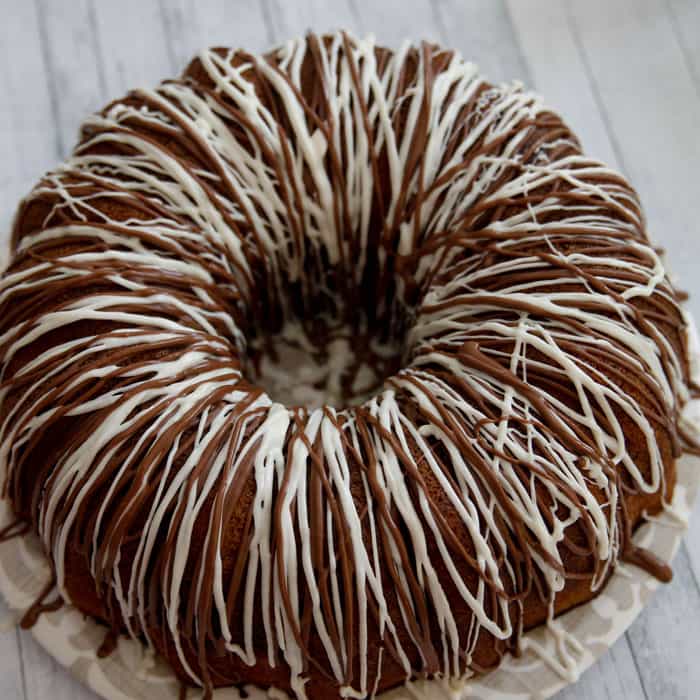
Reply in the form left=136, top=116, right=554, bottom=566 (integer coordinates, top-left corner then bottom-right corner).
left=0, top=31, right=693, bottom=699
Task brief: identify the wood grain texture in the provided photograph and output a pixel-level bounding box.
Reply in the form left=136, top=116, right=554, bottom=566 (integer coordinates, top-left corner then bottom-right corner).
left=263, top=0, right=360, bottom=42
left=566, top=0, right=700, bottom=320
left=93, top=0, right=173, bottom=93
left=18, top=629, right=98, bottom=700
left=505, top=0, right=619, bottom=165
left=348, top=0, right=443, bottom=45
left=0, top=1, right=698, bottom=699
left=667, top=0, right=700, bottom=93
left=159, top=0, right=271, bottom=71
left=554, top=636, right=647, bottom=700
left=33, top=0, right=105, bottom=157
left=432, top=0, right=531, bottom=84
left=625, top=546, right=700, bottom=700
left=0, top=0, right=57, bottom=235
left=0, top=599, right=25, bottom=700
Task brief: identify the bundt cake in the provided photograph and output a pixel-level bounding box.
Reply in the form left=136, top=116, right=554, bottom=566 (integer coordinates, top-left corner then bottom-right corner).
left=0, top=31, right=694, bottom=699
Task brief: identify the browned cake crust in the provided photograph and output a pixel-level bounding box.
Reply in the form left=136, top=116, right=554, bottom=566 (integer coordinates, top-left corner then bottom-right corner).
left=0, top=32, right=693, bottom=699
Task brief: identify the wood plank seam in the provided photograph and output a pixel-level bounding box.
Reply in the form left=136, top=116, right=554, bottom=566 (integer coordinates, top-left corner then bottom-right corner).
left=346, top=0, right=364, bottom=29
left=563, top=0, right=627, bottom=172
left=665, top=0, right=700, bottom=95
left=262, top=0, right=283, bottom=43
left=426, top=0, right=447, bottom=44
left=33, top=0, right=64, bottom=158
left=258, top=0, right=277, bottom=47
left=15, top=628, right=27, bottom=700
left=86, top=0, right=108, bottom=100
left=156, top=0, right=179, bottom=74
left=683, top=541, right=700, bottom=594
left=624, top=634, right=651, bottom=700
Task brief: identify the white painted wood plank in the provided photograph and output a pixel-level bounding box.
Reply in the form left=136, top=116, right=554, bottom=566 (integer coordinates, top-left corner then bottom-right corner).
left=34, top=0, right=105, bottom=158
left=252, top=0, right=530, bottom=87
left=18, top=630, right=97, bottom=700
left=506, top=0, right=618, bottom=166
left=160, top=0, right=271, bottom=73
left=263, top=0, right=361, bottom=43
left=667, top=0, right=700, bottom=92
left=0, top=0, right=58, bottom=239
left=348, top=0, right=443, bottom=46
left=625, top=546, right=700, bottom=699
left=92, top=0, right=173, bottom=94
left=554, top=634, right=646, bottom=700
left=192, top=0, right=272, bottom=54
left=0, top=599, right=26, bottom=700
left=684, top=478, right=700, bottom=602
left=432, top=0, right=531, bottom=84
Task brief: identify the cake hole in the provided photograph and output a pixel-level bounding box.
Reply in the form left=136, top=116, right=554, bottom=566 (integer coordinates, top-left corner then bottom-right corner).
left=245, top=313, right=407, bottom=410
left=240, top=256, right=419, bottom=410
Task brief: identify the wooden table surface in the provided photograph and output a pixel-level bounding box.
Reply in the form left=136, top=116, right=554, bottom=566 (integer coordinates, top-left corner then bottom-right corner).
left=1, top=1, right=699, bottom=698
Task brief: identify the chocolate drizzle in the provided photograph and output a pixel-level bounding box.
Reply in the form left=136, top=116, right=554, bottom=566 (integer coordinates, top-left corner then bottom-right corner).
left=623, top=546, right=673, bottom=583
left=97, top=628, right=120, bottom=659
left=0, top=519, right=29, bottom=543
left=19, top=578, right=64, bottom=630
left=0, top=30, right=696, bottom=700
